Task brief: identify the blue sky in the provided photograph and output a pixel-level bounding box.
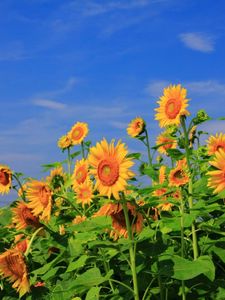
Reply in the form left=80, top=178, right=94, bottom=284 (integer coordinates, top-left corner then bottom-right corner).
left=1, top=0, right=225, bottom=205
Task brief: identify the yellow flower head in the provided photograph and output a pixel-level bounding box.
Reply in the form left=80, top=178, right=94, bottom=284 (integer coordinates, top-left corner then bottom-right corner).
left=74, top=178, right=93, bottom=207
left=155, top=84, right=190, bottom=128
left=68, top=122, right=89, bottom=145
left=0, top=165, right=12, bottom=195
left=207, top=148, right=225, bottom=194
left=169, top=159, right=189, bottom=187
left=156, top=131, right=177, bottom=155
left=94, top=202, right=143, bottom=240
left=88, top=138, right=134, bottom=199
left=27, top=180, right=52, bottom=222
left=12, top=201, right=40, bottom=230
left=57, top=134, right=72, bottom=149
left=72, top=215, right=87, bottom=225
left=207, top=133, right=225, bottom=156
left=127, top=117, right=145, bottom=138
left=72, top=159, right=89, bottom=188
left=0, top=249, right=30, bottom=297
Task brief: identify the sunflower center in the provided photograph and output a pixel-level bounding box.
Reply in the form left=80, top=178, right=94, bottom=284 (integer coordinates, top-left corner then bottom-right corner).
left=165, top=98, right=181, bottom=119
left=174, top=170, right=184, bottom=179
left=72, top=127, right=83, bottom=141
left=98, top=159, right=119, bottom=186
left=163, top=138, right=173, bottom=150
left=0, top=171, right=10, bottom=186
left=39, top=187, right=51, bottom=207
left=216, top=145, right=224, bottom=151
left=112, top=210, right=135, bottom=228
left=6, top=254, right=24, bottom=277
left=80, top=188, right=91, bottom=199
left=76, top=167, right=87, bottom=184
left=21, top=206, right=39, bottom=227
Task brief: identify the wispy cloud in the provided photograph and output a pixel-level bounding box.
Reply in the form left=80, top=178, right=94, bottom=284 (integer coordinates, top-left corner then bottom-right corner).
left=145, top=80, right=169, bottom=98
left=32, top=99, right=67, bottom=110
left=179, top=32, right=215, bottom=53
left=0, top=41, right=30, bottom=61
left=186, top=80, right=225, bottom=95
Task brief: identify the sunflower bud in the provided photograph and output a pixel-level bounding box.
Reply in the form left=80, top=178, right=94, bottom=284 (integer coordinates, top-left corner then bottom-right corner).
left=193, top=110, right=209, bottom=125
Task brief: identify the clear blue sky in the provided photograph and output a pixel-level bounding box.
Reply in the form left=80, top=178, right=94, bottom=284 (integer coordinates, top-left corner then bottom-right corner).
left=1, top=0, right=225, bottom=204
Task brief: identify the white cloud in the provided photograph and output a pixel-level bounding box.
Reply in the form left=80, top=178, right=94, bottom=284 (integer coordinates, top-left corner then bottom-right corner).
left=33, top=99, right=67, bottom=110
left=145, top=80, right=169, bottom=98
left=186, top=80, right=225, bottom=95
left=179, top=32, right=215, bottom=53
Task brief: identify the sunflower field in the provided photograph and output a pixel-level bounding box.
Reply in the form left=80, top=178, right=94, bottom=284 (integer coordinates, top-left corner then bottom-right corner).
left=0, top=84, right=225, bottom=300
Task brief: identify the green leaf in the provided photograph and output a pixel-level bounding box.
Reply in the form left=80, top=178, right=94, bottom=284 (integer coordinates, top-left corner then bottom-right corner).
left=85, top=287, right=101, bottom=300
left=126, top=152, right=141, bottom=160
left=66, top=255, right=88, bottom=272
left=166, top=149, right=184, bottom=160
left=70, top=151, right=81, bottom=159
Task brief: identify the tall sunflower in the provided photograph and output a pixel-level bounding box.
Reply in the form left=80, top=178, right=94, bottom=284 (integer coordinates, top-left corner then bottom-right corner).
left=169, top=159, right=189, bottom=187
left=57, top=134, right=72, bottom=149
left=72, top=159, right=89, bottom=187
left=12, top=201, right=40, bottom=230
left=0, top=249, right=30, bottom=297
left=0, top=165, right=12, bottom=195
left=88, top=139, right=134, bottom=199
left=27, top=180, right=52, bottom=222
left=155, top=84, right=190, bottom=128
left=74, top=179, right=93, bottom=207
left=156, top=131, right=177, bottom=155
left=68, top=122, right=89, bottom=145
left=207, top=148, right=225, bottom=193
left=207, top=133, right=225, bottom=156
left=127, top=117, right=145, bottom=138
left=95, top=202, right=143, bottom=240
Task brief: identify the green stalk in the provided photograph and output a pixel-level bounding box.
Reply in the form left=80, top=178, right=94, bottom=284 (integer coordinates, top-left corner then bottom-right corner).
left=145, top=129, right=152, bottom=167
left=81, top=141, right=85, bottom=159
left=24, top=227, right=44, bottom=257
left=99, top=248, right=115, bottom=293
left=12, top=173, right=26, bottom=201
left=180, top=191, right=186, bottom=300
left=67, top=147, right=72, bottom=176
left=121, top=195, right=139, bottom=300
left=181, top=117, right=199, bottom=260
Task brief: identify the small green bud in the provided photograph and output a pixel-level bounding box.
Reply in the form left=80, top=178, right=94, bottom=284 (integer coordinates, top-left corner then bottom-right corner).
left=193, top=110, right=209, bottom=125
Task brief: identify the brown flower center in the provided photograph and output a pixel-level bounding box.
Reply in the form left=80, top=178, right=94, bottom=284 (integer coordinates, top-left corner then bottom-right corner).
left=71, top=127, right=84, bottom=141
left=0, top=170, right=10, bottom=186
left=162, top=138, right=173, bottom=150
left=39, top=186, right=51, bottom=207
left=165, top=98, right=181, bottom=119
left=98, top=159, right=119, bottom=186
left=112, top=210, right=136, bottom=228
left=6, top=253, right=24, bottom=277
left=75, top=167, right=87, bottom=184
left=174, top=170, right=184, bottom=180
left=21, top=206, right=39, bottom=227
left=79, top=187, right=91, bottom=199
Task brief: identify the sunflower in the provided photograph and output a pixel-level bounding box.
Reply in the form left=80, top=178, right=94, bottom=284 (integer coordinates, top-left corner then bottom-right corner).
left=68, top=122, right=89, bottom=145
left=207, top=148, right=225, bottom=193
left=72, top=215, right=87, bottom=224
left=95, top=202, right=143, bottom=240
left=0, top=165, right=12, bottom=195
left=207, top=133, right=225, bottom=156
left=46, top=166, right=66, bottom=192
left=14, top=238, right=29, bottom=253
left=88, top=139, right=134, bottom=199
left=156, top=131, right=177, bottom=155
left=0, top=249, right=30, bottom=297
left=169, top=159, right=189, bottom=187
left=127, top=117, right=145, bottom=138
left=155, top=84, right=190, bottom=128
left=74, top=179, right=93, bottom=207
left=159, top=165, right=166, bottom=184
left=12, top=201, right=40, bottom=230
left=72, top=159, right=89, bottom=188
left=57, top=134, right=72, bottom=149
left=27, top=180, right=52, bottom=222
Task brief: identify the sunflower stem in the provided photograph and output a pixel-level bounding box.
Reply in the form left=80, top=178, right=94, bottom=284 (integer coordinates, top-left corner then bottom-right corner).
left=99, top=248, right=115, bottom=293
left=180, top=190, right=186, bottom=300
left=145, top=129, right=152, bottom=167
left=67, top=147, right=72, bottom=176
left=81, top=141, right=85, bottom=159
left=24, top=227, right=44, bottom=257
left=12, top=173, right=26, bottom=201
left=181, top=116, right=198, bottom=260
left=121, top=194, right=139, bottom=300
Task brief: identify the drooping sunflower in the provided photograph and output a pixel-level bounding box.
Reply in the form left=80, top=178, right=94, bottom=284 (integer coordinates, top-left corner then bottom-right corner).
left=0, top=249, right=30, bottom=297
left=207, top=148, right=225, bottom=194
left=95, top=202, right=143, bottom=240
left=155, top=84, right=190, bottom=128
left=207, top=133, right=225, bottom=156
left=127, top=117, right=145, bottom=138
left=46, top=166, right=67, bottom=192
left=12, top=201, right=40, bottom=230
left=26, top=180, right=52, bottom=222
left=68, top=122, right=89, bottom=145
left=74, top=179, right=93, bottom=207
left=57, top=134, right=72, bottom=149
left=88, top=139, right=134, bottom=199
left=72, top=159, right=89, bottom=187
left=156, top=131, right=177, bottom=155
left=0, top=165, right=12, bottom=195
left=169, top=159, right=189, bottom=187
